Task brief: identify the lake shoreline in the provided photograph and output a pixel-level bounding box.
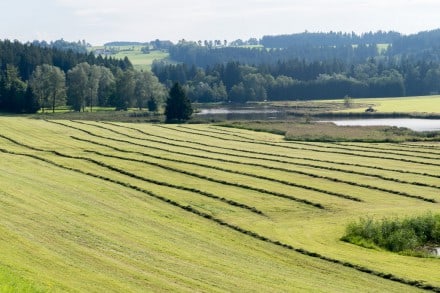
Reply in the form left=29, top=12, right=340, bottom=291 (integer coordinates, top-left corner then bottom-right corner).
left=319, top=118, right=440, bottom=132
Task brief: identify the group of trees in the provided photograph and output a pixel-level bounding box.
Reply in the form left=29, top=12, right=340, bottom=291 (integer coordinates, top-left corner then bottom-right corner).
left=168, top=30, right=440, bottom=68
left=30, top=39, right=91, bottom=54
left=260, top=31, right=402, bottom=49
left=104, top=40, right=174, bottom=51
left=153, top=58, right=439, bottom=102
left=154, top=29, right=440, bottom=103
left=167, top=34, right=392, bottom=69
left=0, top=40, right=166, bottom=113
left=0, top=65, right=38, bottom=113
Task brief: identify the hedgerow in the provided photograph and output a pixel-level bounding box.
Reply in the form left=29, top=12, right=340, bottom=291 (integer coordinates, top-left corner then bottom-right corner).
left=342, top=213, right=440, bottom=255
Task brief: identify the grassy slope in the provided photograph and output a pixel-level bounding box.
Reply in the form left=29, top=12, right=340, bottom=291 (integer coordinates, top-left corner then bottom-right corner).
left=107, top=46, right=169, bottom=71
left=91, top=45, right=170, bottom=71
left=1, top=117, right=439, bottom=291
left=0, top=264, right=44, bottom=292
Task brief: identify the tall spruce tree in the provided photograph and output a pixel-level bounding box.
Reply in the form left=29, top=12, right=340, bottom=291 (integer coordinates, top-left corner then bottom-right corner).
left=165, top=82, right=193, bottom=123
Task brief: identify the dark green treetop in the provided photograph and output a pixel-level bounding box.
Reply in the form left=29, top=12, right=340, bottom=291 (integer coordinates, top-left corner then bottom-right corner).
left=165, top=82, right=193, bottom=123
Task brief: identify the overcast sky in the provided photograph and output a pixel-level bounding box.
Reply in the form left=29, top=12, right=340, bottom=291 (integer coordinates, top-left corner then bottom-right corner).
left=2, top=0, right=439, bottom=45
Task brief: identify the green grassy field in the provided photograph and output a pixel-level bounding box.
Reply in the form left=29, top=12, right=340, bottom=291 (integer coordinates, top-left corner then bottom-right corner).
left=93, top=46, right=170, bottom=71
left=266, top=95, right=440, bottom=115
left=0, top=117, right=440, bottom=292
left=116, top=50, right=169, bottom=71
left=334, top=95, right=440, bottom=113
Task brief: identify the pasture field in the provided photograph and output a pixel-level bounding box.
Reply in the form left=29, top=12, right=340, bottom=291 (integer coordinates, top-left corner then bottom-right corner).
left=105, top=46, right=169, bottom=71
left=91, top=45, right=170, bottom=70
left=335, top=95, right=440, bottom=113
left=267, top=95, right=440, bottom=115
left=0, top=117, right=440, bottom=292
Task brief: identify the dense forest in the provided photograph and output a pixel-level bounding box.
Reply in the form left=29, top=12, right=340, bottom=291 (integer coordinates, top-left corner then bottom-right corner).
left=1, top=29, right=440, bottom=113
left=154, top=29, right=440, bottom=103
left=30, top=39, right=91, bottom=54
left=0, top=40, right=166, bottom=113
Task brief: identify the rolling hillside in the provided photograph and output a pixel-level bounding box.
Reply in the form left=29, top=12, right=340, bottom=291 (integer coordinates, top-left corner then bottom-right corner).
left=0, top=117, right=439, bottom=292
left=92, top=45, right=170, bottom=71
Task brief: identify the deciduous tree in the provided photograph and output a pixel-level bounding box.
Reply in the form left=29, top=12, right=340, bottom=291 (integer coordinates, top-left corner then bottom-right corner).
left=29, top=64, right=66, bottom=113
left=67, top=63, right=89, bottom=111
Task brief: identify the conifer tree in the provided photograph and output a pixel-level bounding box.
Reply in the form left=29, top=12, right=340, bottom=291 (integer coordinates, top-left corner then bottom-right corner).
left=165, top=82, right=193, bottom=123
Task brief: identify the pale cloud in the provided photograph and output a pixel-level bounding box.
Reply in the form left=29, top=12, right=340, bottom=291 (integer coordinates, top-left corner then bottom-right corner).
left=1, top=0, right=440, bottom=45
left=74, top=8, right=118, bottom=17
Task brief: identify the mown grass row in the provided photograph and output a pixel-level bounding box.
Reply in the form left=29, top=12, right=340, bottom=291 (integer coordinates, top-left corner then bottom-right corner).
left=401, top=143, right=440, bottom=150
left=107, top=125, right=440, bottom=191
left=282, top=140, right=440, bottom=160
left=334, top=142, right=440, bottom=156
left=0, top=147, right=438, bottom=292
left=79, top=120, right=440, bottom=174
left=86, top=148, right=360, bottom=204
left=163, top=124, right=257, bottom=142
left=48, top=121, right=360, bottom=204
left=156, top=124, right=440, bottom=167
left=0, top=135, right=266, bottom=215
left=67, top=122, right=373, bottom=203
left=0, top=133, right=46, bottom=152
left=163, top=124, right=440, bottom=161
left=103, top=122, right=440, bottom=179
left=59, top=121, right=437, bottom=203
left=190, top=124, right=437, bottom=153
left=81, top=148, right=326, bottom=208
left=0, top=130, right=326, bottom=210
left=200, top=124, right=262, bottom=141
left=72, top=135, right=439, bottom=204
left=206, top=125, right=264, bottom=140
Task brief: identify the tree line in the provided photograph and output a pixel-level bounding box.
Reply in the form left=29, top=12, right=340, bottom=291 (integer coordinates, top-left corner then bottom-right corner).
left=260, top=31, right=402, bottom=49
left=2, top=28, right=440, bottom=113
left=168, top=29, right=440, bottom=67
left=154, top=29, right=440, bottom=103
left=152, top=57, right=440, bottom=103
left=0, top=40, right=166, bottom=113
left=30, top=39, right=91, bottom=54
left=168, top=41, right=379, bottom=68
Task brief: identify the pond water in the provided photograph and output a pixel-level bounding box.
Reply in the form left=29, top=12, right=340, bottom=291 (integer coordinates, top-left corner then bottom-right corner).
left=327, top=118, right=440, bottom=132
left=196, top=107, right=288, bottom=120
left=196, top=107, right=440, bottom=132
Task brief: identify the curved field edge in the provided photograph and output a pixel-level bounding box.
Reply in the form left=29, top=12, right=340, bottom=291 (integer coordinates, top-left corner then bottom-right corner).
left=2, top=116, right=436, bottom=291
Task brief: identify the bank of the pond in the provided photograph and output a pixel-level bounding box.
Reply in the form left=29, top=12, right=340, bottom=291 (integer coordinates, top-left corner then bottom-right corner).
left=195, top=106, right=440, bottom=132
left=324, top=118, right=440, bottom=132
left=195, top=107, right=288, bottom=120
